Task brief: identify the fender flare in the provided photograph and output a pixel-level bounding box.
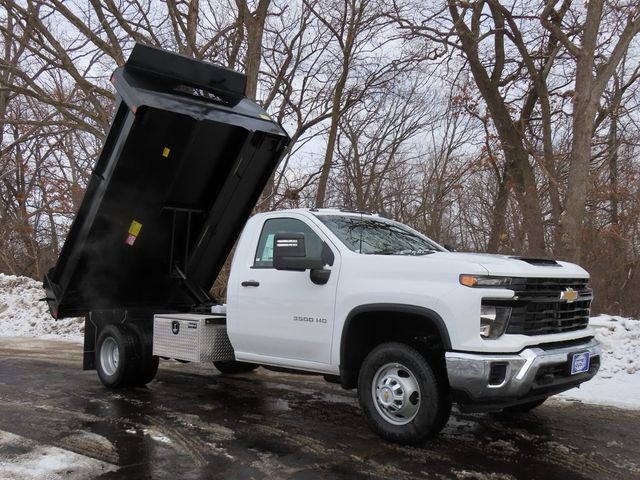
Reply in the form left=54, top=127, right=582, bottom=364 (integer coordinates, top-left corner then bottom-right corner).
left=340, top=303, right=452, bottom=367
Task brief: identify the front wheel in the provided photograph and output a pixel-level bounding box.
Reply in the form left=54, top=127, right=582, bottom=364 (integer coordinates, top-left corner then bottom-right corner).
left=358, top=342, right=451, bottom=445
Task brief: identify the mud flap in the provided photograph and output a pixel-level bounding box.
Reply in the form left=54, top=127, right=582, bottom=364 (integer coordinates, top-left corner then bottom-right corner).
left=83, top=314, right=96, bottom=371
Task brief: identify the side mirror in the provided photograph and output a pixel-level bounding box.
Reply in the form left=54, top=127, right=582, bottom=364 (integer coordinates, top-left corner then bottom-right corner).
left=273, top=233, right=324, bottom=271
left=444, top=244, right=457, bottom=252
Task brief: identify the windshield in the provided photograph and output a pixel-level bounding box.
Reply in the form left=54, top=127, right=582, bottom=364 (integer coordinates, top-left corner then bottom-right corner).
left=315, top=215, right=443, bottom=255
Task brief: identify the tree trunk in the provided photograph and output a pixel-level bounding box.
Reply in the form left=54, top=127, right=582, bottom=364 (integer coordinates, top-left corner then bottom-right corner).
left=313, top=0, right=362, bottom=208
left=448, top=3, right=546, bottom=256
left=557, top=59, right=598, bottom=261
left=487, top=168, right=510, bottom=252
left=314, top=49, right=352, bottom=207
left=314, top=98, right=344, bottom=207
left=236, top=0, right=271, bottom=101
left=234, top=0, right=272, bottom=209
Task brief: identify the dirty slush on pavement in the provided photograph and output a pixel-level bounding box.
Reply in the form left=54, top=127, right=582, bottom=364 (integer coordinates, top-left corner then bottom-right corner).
left=0, top=339, right=637, bottom=480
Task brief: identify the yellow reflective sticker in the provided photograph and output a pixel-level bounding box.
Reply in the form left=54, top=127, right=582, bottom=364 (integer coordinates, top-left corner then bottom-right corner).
left=128, top=220, right=142, bottom=236
left=162, top=147, right=171, bottom=158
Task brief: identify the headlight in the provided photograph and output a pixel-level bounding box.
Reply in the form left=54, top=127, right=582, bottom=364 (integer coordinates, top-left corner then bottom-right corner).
left=480, top=305, right=511, bottom=339
left=460, top=275, right=513, bottom=288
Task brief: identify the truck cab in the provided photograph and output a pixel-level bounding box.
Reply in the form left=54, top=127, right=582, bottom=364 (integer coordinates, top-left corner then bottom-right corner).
left=227, top=209, right=599, bottom=442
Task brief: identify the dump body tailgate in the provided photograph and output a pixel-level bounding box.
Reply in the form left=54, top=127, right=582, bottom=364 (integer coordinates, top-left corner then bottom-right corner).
left=44, top=44, right=289, bottom=318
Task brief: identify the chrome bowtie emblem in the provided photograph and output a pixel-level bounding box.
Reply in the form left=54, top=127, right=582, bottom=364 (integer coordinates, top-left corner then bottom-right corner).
left=560, top=287, right=578, bottom=303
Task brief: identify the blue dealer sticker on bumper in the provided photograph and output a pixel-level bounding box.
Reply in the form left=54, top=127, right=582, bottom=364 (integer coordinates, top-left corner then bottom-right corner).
left=571, top=351, right=590, bottom=375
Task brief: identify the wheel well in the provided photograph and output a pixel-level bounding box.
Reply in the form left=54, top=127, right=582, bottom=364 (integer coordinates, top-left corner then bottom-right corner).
left=83, top=310, right=154, bottom=370
left=339, top=305, right=450, bottom=389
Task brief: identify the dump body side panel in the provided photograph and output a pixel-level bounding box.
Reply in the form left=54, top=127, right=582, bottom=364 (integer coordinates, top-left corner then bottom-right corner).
left=44, top=44, right=289, bottom=318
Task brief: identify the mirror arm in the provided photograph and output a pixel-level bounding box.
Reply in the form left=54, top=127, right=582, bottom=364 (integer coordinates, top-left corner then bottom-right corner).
left=310, top=268, right=331, bottom=285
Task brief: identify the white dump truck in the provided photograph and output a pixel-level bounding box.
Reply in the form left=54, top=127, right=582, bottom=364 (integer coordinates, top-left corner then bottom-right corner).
left=45, top=44, right=600, bottom=444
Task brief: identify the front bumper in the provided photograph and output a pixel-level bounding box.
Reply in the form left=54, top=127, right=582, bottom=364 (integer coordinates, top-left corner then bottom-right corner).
left=445, top=337, right=601, bottom=411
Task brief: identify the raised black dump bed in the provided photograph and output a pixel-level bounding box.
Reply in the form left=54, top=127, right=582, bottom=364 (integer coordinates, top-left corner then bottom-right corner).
left=44, top=44, right=289, bottom=319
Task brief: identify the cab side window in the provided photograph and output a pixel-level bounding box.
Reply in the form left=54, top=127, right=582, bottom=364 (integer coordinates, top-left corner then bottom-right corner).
left=254, top=218, right=323, bottom=268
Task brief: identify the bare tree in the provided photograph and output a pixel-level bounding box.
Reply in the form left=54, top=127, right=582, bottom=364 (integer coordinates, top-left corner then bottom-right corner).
left=541, top=0, right=640, bottom=261
left=331, top=78, right=429, bottom=211
left=393, top=1, right=574, bottom=255
left=255, top=0, right=335, bottom=209
left=307, top=0, right=414, bottom=208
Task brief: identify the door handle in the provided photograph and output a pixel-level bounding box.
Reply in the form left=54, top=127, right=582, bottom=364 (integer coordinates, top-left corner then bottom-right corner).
left=241, top=280, right=260, bottom=287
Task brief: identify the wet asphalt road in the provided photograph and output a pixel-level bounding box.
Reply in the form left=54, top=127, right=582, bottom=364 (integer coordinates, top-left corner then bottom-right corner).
left=0, top=338, right=638, bottom=480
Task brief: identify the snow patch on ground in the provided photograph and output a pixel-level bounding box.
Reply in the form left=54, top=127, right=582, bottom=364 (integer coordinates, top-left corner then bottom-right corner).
left=558, top=315, right=640, bottom=409
left=142, top=428, right=172, bottom=444
left=453, top=470, right=515, bottom=480
left=0, top=429, right=117, bottom=479
left=0, top=273, right=83, bottom=341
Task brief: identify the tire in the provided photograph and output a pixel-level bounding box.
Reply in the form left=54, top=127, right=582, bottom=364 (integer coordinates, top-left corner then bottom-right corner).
left=501, top=398, right=547, bottom=414
left=96, top=324, right=138, bottom=388
left=127, top=323, right=159, bottom=386
left=213, top=360, right=258, bottom=374
left=357, top=342, right=452, bottom=445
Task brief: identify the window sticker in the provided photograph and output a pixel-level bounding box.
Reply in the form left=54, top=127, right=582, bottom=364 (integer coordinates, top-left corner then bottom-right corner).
left=261, top=234, right=275, bottom=261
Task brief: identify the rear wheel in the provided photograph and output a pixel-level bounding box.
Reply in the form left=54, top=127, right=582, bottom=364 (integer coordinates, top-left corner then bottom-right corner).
left=213, top=360, right=258, bottom=374
left=357, top=342, right=451, bottom=445
left=96, top=325, right=138, bottom=388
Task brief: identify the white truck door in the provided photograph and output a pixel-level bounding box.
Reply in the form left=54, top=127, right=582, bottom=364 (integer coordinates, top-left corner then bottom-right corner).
left=231, top=216, right=339, bottom=366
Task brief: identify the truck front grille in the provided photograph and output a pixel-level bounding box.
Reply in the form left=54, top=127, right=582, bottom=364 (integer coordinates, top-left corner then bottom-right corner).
left=505, top=278, right=592, bottom=336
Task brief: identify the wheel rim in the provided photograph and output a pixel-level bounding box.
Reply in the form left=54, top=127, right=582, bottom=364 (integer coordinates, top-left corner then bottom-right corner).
left=372, top=362, right=421, bottom=425
left=100, top=337, right=119, bottom=376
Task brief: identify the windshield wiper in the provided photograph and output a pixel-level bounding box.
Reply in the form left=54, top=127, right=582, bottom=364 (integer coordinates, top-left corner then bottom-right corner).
left=366, top=248, right=397, bottom=255
left=395, top=249, right=435, bottom=256
left=367, top=248, right=435, bottom=256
